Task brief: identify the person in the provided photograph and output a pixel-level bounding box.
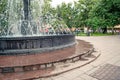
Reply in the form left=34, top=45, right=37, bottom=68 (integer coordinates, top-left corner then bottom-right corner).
left=45, top=28, right=48, bottom=34
left=87, top=27, right=91, bottom=36
left=75, top=28, right=79, bottom=36
left=119, top=29, right=120, bottom=35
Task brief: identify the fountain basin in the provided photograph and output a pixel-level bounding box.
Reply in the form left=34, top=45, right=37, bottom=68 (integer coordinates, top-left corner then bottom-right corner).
left=0, top=34, right=75, bottom=55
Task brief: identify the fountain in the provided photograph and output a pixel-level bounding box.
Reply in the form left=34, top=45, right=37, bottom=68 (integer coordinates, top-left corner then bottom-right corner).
left=0, top=0, right=75, bottom=55
left=0, top=1, right=96, bottom=79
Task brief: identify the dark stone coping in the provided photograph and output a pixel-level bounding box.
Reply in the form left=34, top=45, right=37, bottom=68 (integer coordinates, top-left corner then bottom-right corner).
left=0, top=34, right=73, bottom=40
left=0, top=34, right=75, bottom=55
left=0, top=42, right=76, bottom=55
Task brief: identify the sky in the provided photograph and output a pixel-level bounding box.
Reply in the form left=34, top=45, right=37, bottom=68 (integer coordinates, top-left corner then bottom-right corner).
left=51, top=0, right=78, bottom=7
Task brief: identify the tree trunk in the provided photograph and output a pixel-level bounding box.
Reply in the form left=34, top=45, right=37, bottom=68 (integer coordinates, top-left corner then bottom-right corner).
left=102, top=27, right=107, bottom=34
left=86, top=27, right=90, bottom=36
left=111, top=27, right=114, bottom=34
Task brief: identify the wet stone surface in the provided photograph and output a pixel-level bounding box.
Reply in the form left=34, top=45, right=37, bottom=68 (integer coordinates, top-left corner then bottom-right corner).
left=0, top=40, right=93, bottom=80
left=90, top=64, right=120, bottom=80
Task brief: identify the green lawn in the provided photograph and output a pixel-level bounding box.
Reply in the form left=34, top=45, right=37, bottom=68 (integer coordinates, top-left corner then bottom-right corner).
left=76, top=32, right=115, bottom=36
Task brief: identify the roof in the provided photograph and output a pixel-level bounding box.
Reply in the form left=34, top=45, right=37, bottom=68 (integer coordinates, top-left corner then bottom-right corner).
left=114, top=25, right=120, bottom=28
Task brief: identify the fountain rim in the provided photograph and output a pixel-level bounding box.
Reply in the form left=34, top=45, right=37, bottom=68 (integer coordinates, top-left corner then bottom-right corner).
left=0, top=34, right=75, bottom=40
left=0, top=34, right=75, bottom=55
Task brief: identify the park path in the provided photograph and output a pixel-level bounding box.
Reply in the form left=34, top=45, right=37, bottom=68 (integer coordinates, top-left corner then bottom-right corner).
left=38, top=35, right=120, bottom=80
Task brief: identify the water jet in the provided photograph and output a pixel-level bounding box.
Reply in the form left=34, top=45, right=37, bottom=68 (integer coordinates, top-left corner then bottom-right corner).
left=0, top=0, right=75, bottom=55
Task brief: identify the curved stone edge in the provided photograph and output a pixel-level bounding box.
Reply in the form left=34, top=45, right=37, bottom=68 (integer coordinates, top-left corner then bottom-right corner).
left=0, top=34, right=75, bottom=55
left=29, top=51, right=101, bottom=79
left=0, top=42, right=76, bottom=56
left=0, top=41, right=98, bottom=80
left=0, top=47, right=93, bottom=72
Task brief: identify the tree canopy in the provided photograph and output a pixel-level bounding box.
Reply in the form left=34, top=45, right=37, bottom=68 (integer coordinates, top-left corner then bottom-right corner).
left=91, top=0, right=120, bottom=27
left=0, top=0, right=120, bottom=33
left=50, top=0, right=120, bottom=32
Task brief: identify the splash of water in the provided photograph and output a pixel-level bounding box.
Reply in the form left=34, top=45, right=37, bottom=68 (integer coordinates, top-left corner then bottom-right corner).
left=0, top=0, right=71, bottom=37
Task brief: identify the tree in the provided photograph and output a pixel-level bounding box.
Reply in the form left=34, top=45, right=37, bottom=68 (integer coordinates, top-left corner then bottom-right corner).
left=42, top=0, right=52, bottom=14
left=0, top=0, right=8, bottom=36
left=91, top=0, right=120, bottom=33
left=55, top=3, right=74, bottom=28
left=74, top=0, right=97, bottom=27
left=0, top=0, right=7, bottom=14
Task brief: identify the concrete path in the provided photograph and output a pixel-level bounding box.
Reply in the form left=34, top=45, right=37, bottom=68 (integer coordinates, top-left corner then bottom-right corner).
left=37, top=35, right=120, bottom=80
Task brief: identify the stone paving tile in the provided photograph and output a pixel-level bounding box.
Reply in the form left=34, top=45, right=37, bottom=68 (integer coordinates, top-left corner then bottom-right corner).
left=35, top=36, right=120, bottom=80
left=73, top=77, right=85, bottom=80
left=85, top=66, right=101, bottom=75
left=107, top=55, right=120, bottom=65
left=115, top=61, right=120, bottom=66
left=51, top=77, right=67, bottom=80
left=79, top=74, right=98, bottom=80
left=90, top=64, right=120, bottom=80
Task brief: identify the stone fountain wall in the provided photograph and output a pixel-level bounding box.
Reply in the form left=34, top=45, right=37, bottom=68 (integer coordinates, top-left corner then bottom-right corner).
left=0, top=34, right=75, bottom=55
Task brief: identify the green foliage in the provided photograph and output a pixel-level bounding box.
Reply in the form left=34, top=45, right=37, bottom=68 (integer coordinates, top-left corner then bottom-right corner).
left=0, top=0, right=8, bottom=35
left=77, top=32, right=113, bottom=36
left=0, top=0, right=120, bottom=33
left=0, top=0, right=7, bottom=14
left=51, top=18, right=68, bottom=31
left=91, top=0, right=120, bottom=27
left=53, top=0, right=98, bottom=28
left=51, top=0, right=120, bottom=31
left=74, top=0, right=97, bottom=27
left=55, top=3, right=74, bottom=28
left=43, top=0, right=52, bottom=15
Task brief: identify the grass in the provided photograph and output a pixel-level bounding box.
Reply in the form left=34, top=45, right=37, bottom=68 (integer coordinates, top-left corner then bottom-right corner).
left=91, top=33, right=114, bottom=36
left=76, top=32, right=115, bottom=36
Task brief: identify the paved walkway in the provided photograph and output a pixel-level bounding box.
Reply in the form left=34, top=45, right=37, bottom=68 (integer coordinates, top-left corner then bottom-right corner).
left=38, top=35, right=120, bottom=80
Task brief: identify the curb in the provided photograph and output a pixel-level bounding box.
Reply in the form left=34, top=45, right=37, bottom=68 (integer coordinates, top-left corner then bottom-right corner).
left=28, top=52, right=101, bottom=80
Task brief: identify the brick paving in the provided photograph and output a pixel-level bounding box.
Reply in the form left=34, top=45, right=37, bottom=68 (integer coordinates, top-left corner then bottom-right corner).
left=0, top=40, right=93, bottom=80
left=36, top=35, right=120, bottom=80
left=90, top=64, right=120, bottom=80
left=1, top=36, right=119, bottom=80
left=0, top=68, right=54, bottom=80
left=0, top=46, right=75, bottom=67
left=0, top=40, right=92, bottom=68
